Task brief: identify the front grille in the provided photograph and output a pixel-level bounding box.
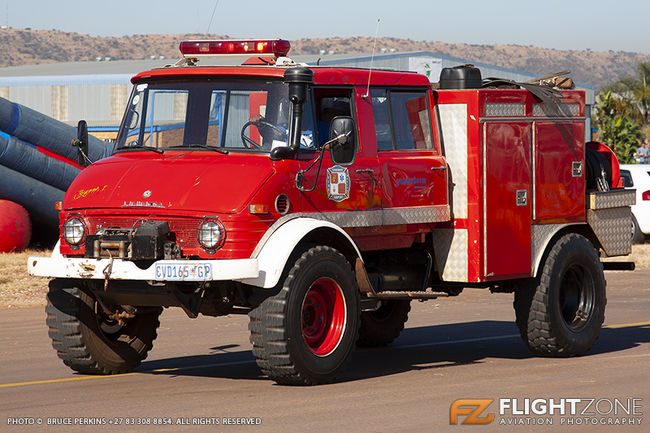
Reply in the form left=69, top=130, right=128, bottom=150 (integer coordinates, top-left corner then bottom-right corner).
left=85, top=216, right=200, bottom=250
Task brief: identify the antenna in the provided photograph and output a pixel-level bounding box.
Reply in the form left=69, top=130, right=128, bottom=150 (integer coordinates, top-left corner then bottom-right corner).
left=206, top=0, right=221, bottom=34
left=363, top=19, right=381, bottom=99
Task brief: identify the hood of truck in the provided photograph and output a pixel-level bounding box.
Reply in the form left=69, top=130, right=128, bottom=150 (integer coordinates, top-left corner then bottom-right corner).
left=63, top=151, right=275, bottom=214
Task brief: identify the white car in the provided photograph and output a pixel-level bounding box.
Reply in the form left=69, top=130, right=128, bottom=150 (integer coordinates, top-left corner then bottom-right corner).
left=620, top=164, right=650, bottom=243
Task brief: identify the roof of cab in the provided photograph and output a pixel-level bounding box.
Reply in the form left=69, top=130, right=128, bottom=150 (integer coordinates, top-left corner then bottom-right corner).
left=131, top=65, right=431, bottom=87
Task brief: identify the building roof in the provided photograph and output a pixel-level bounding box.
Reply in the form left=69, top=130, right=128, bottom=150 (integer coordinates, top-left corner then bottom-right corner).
left=0, top=51, right=594, bottom=102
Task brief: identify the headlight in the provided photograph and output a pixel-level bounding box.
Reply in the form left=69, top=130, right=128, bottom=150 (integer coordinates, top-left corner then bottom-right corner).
left=197, top=218, right=225, bottom=251
left=63, top=217, right=86, bottom=246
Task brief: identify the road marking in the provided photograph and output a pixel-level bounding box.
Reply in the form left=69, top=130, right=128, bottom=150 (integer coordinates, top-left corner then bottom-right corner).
left=0, top=372, right=139, bottom=389
left=0, top=361, right=257, bottom=389
left=604, top=320, right=650, bottom=328
left=1, top=320, right=648, bottom=389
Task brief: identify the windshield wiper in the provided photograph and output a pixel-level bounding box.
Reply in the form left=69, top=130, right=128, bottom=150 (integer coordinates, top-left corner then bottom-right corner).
left=115, top=145, right=164, bottom=154
left=172, top=144, right=229, bottom=154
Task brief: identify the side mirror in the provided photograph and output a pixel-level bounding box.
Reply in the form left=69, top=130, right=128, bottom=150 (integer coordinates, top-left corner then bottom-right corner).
left=71, top=120, right=89, bottom=167
left=329, top=116, right=356, bottom=165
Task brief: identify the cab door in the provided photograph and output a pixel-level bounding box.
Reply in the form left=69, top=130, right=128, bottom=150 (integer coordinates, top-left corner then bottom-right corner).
left=298, top=87, right=381, bottom=216
left=370, top=88, right=448, bottom=220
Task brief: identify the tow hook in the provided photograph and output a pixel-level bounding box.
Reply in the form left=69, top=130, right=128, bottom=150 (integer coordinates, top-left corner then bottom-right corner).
left=103, top=254, right=114, bottom=292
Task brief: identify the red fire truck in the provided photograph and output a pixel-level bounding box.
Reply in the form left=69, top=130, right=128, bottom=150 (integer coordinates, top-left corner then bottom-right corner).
left=29, top=39, right=634, bottom=385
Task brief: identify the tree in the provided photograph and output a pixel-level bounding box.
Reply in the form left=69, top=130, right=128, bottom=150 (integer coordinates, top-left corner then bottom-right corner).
left=604, top=62, right=650, bottom=128
left=593, top=90, right=641, bottom=164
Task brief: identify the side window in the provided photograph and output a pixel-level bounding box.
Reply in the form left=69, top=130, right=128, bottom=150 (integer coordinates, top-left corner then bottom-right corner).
left=301, top=97, right=316, bottom=149
left=370, top=88, right=393, bottom=151
left=313, top=88, right=352, bottom=147
left=390, top=91, right=432, bottom=150
left=371, top=88, right=434, bottom=152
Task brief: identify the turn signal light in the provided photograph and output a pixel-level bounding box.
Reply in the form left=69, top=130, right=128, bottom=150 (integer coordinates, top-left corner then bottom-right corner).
left=54, top=201, right=62, bottom=210
left=249, top=204, right=269, bottom=214
left=179, top=39, right=291, bottom=57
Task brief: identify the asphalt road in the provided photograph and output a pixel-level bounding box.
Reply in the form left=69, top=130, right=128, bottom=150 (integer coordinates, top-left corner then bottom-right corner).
left=1, top=270, right=648, bottom=433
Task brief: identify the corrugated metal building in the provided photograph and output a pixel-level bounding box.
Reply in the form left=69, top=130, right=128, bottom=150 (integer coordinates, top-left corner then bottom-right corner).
left=0, top=51, right=595, bottom=140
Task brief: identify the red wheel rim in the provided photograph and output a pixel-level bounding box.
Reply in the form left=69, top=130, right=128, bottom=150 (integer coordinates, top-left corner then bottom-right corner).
left=301, top=277, right=346, bottom=356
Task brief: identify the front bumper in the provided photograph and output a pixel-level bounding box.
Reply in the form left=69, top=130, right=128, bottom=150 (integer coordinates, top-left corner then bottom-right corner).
left=27, top=256, right=259, bottom=282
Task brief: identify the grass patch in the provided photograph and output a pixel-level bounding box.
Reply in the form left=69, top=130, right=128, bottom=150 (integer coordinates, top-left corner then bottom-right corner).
left=0, top=249, right=51, bottom=308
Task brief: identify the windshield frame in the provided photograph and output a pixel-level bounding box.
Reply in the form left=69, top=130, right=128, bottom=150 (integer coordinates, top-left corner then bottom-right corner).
left=113, top=77, right=300, bottom=155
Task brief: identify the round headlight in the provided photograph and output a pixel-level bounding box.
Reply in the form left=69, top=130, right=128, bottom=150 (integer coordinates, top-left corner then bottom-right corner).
left=197, top=218, right=225, bottom=251
left=63, top=217, right=86, bottom=246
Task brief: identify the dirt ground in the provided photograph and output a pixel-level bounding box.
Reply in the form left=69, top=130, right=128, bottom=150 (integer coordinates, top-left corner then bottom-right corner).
left=1, top=244, right=649, bottom=308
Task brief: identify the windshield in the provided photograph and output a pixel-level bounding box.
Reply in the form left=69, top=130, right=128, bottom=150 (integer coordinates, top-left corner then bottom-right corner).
left=115, top=79, right=313, bottom=153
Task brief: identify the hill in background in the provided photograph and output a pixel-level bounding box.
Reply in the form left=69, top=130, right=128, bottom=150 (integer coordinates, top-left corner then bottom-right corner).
left=0, top=28, right=648, bottom=88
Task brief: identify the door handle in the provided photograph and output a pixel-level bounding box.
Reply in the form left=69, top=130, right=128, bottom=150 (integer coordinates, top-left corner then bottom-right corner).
left=355, top=168, right=378, bottom=183
left=431, top=166, right=447, bottom=171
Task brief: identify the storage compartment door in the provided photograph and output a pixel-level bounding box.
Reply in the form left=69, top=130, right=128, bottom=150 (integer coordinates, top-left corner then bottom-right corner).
left=484, top=122, right=532, bottom=278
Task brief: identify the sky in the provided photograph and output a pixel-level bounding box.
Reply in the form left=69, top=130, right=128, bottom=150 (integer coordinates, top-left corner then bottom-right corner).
left=5, top=0, right=650, bottom=54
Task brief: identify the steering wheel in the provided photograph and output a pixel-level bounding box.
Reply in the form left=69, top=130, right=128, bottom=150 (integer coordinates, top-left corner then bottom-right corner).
left=240, top=119, right=287, bottom=149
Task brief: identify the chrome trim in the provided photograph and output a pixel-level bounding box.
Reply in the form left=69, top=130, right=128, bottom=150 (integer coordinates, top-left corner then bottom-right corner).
left=482, top=123, right=488, bottom=278
left=480, top=116, right=586, bottom=122
left=532, top=122, right=537, bottom=220
left=484, top=103, right=525, bottom=117
left=532, top=102, right=580, bottom=117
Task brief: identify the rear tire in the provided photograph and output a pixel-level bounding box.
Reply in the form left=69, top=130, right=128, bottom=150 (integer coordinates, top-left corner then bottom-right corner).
left=46, top=279, right=162, bottom=374
left=514, top=233, right=606, bottom=356
left=248, top=245, right=360, bottom=385
left=357, top=300, right=410, bottom=347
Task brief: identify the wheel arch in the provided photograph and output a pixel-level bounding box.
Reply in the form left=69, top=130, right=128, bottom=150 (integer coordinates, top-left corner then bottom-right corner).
left=532, top=223, right=601, bottom=278
left=243, top=217, right=362, bottom=288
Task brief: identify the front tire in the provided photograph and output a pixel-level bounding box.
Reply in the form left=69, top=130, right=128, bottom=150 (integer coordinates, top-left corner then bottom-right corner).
left=46, top=279, right=162, bottom=374
left=248, top=246, right=360, bottom=385
left=514, top=233, right=606, bottom=356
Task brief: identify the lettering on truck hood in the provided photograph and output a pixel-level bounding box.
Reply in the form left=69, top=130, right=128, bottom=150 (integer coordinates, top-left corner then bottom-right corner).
left=63, top=153, right=275, bottom=214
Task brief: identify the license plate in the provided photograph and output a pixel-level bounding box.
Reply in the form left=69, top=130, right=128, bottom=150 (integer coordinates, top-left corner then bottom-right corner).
left=154, top=262, right=213, bottom=281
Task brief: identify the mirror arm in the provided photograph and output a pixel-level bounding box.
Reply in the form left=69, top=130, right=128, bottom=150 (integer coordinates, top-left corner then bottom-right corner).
left=295, top=144, right=328, bottom=192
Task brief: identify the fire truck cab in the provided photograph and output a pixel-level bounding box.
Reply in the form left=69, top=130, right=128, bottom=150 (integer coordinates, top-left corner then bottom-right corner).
left=29, top=39, right=634, bottom=385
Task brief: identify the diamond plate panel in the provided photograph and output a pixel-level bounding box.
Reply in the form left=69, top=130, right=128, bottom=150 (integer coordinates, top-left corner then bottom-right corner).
left=431, top=228, right=468, bottom=282
left=588, top=190, right=636, bottom=210
left=531, top=223, right=566, bottom=275
left=532, top=102, right=580, bottom=117
left=382, top=206, right=450, bottom=225
left=438, top=104, right=468, bottom=219
left=306, top=210, right=383, bottom=228
left=587, top=208, right=633, bottom=256
left=484, top=103, right=525, bottom=117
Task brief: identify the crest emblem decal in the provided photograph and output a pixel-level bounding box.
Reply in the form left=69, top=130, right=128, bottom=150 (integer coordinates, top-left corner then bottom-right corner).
left=326, top=165, right=350, bottom=202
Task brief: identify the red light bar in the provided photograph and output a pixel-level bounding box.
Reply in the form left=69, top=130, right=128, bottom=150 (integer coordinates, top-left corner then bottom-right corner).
left=642, top=190, right=650, bottom=201
left=179, top=39, right=290, bottom=58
